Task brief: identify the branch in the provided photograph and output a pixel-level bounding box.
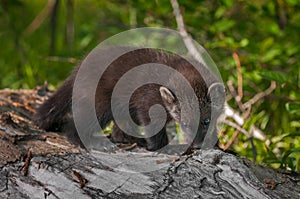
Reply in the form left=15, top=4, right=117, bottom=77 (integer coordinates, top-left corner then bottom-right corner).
left=170, top=0, right=205, bottom=65
left=243, top=81, right=276, bottom=109
left=227, top=80, right=245, bottom=112
left=24, top=0, right=57, bottom=36
left=232, top=52, right=243, bottom=99
left=170, top=0, right=268, bottom=156
left=223, top=119, right=250, bottom=137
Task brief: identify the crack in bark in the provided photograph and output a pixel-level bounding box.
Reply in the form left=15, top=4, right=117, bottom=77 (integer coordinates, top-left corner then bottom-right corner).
left=0, top=171, right=9, bottom=193
left=43, top=187, right=59, bottom=199
left=153, top=154, right=192, bottom=197
left=105, top=177, right=130, bottom=198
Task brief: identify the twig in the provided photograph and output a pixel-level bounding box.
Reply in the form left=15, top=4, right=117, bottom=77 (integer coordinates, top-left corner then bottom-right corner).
left=73, top=170, right=88, bottom=189
left=224, top=103, right=244, bottom=125
left=227, top=80, right=238, bottom=98
left=46, top=56, right=77, bottom=63
left=227, top=80, right=245, bottom=112
left=223, top=119, right=250, bottom=137
left=223, top=130, right=240, bottom=151
left=170, top=0, right=205, bottom=65
left=66, top=0, right=75, bottom=48
left=24, top=0, right=57, bottom=35
left=223, top=119, right=257, bottom=160
left=232, top=52, right=243, bottom=99
left=122, top=143, right=137, bottom=151
left=243, top=81, right=276, bottom=109
left=23, top=149, right=32, bottom=176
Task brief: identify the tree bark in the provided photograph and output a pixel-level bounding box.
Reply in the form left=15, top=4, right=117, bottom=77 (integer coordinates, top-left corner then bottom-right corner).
left=0, top=88, right=299, bottom=199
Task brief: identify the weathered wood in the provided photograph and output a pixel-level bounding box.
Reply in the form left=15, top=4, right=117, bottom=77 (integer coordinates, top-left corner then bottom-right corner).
left=0, top=89, right=299, bottom=199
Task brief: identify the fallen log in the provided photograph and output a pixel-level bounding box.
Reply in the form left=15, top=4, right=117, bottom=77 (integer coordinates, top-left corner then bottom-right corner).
left=0, top=89, right=299, bottom=199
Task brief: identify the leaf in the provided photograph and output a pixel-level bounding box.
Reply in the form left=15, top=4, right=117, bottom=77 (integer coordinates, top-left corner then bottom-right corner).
left=286, top=102, right=300, bottom=115
left=210, top=19, right=235, bottom=33
left=261, top=48, right=281, bottom=62
left=259, top=71, right=288, bottom=83
left=282, top=132, right=300, bottom=138
left=281, top=148, right=300, bottom=167
left=239, top=38, right=249, bottom=47
left=263, top=157, right=281, bottom=164
left=260, top=37, right=274, bottom=52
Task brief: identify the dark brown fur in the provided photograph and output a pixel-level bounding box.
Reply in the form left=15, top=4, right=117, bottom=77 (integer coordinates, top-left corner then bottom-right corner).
left=34, top=48, right=224, bottom=151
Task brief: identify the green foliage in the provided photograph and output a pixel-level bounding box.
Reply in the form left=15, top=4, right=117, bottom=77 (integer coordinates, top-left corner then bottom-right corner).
left=0, top=0, right=299, bottom=171
left=286, top=102, right=300, bottom=115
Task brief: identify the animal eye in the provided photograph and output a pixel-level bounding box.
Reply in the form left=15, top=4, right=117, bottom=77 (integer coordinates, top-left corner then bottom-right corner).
left=203, top=118, right=210, bottom=125
left=182, top=122, right=188, bottom=128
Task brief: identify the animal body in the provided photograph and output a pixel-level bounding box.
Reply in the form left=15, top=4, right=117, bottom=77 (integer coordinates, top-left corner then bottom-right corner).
left=34, top=48, right=225, bottom=151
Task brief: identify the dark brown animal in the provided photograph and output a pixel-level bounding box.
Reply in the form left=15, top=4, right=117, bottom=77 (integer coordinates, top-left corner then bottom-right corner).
left=34, top=48, right=225, bottom=151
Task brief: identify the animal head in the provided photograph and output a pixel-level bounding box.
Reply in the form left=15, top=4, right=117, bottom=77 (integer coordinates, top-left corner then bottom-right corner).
left=160, top=81, right=225, bottom=149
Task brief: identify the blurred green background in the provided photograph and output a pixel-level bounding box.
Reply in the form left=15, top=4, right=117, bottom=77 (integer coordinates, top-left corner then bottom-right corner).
left=0, top=0, right=299, bottom=171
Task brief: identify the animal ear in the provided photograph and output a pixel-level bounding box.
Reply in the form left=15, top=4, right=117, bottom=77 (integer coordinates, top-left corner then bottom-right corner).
left=159, top=86, right=176, bottom=105
left=208, top=82, right=226, bottom=109
left=160, top=86, right=180, bottom=121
